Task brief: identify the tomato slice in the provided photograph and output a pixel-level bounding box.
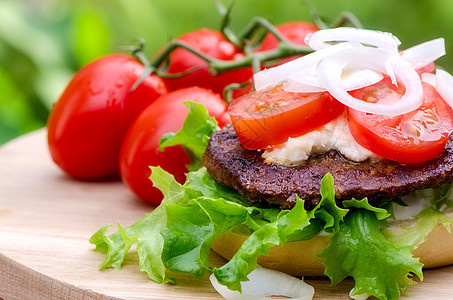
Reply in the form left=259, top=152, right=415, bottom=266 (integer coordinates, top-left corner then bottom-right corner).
left=416, top=62, right=435, bottom=76
left=348, top=77, right=453, bottom=163
left=228, top=85, right=345, bottom=149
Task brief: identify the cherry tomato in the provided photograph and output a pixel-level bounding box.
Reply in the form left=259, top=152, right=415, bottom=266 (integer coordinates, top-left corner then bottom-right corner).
left=228, top=85, right=345, bottom=150
left=119, top=87, right=229, bottom=205
left=253, top=21, right=318, bottom=65
left=160, top=28, right=253, bottom=98
left=47, top=54, right=167, bottom=180
left=348, top=77, right=453, bottom=163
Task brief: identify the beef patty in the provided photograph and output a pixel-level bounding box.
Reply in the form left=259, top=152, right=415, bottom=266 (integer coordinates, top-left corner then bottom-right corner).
left=202, top=124, right=453, bottom=209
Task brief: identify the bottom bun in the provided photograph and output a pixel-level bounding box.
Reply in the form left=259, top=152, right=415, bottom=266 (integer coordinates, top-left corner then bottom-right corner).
left=211, top=210, right=453, bottom=277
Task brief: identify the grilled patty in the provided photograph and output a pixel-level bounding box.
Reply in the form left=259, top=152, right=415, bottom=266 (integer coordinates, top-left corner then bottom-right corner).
left=202, top=124, right=453, bottom=209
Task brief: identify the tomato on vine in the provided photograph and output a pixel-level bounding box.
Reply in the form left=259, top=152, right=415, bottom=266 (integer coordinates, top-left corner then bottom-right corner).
left=47, top=54, right=167, bottom=180
left=253, top=21, right=318, bottom=65
left=159, top=28, right=253, bottom=98
left=119, top=87, right=229, bottom=205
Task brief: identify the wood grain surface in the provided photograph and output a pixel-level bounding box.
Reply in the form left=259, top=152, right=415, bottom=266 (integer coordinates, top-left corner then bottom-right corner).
left=1, top=129, right=453, bottom=299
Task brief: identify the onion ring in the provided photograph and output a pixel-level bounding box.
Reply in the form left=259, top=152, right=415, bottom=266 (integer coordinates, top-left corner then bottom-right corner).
left=401, top=38, right=445, bottom=69
left=316, top=47, right=423, bottom=115
left=284, top=66, right=383, bottom=93
left=210, top=268, right=314, bottom=300
left=253, top=42, right=357, bottom=91
left=436, top=69, right=453, bottom=109
left=305, top=27, right=401, bottom=53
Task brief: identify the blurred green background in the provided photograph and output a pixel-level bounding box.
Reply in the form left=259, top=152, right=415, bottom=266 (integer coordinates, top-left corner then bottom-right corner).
left=2, top=0, right=453, bottom=145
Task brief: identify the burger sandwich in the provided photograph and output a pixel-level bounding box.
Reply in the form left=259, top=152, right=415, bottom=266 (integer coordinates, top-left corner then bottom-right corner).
left=91, top=27, right=453, bottom=300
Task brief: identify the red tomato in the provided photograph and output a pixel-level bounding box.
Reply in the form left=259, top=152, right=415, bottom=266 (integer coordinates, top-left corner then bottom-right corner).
left=348, top=77, right=453, bottom=163
left=160, top=28, right=253, bottom=98
left=47, top=54, right=167, bottom=180
left=416, top=62, right=435, bottom=76
left=119, top=87, right=229, bottom=205
left=253, top=21, right=318, bottom=65
left=228, top=85, right=345, bottom=150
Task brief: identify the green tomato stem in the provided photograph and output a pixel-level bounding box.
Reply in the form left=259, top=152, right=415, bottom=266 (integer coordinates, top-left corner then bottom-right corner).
left=149, top=37, right=312, bottom=76
left=331, top=11, right=363, bottom=28
left=120, top=38, right=157, bottom=92
left=215, top=0, right=240, bottom=46
left=238, top=16, right=287, bottom=49
left=138, top=7, right=362, bottom=95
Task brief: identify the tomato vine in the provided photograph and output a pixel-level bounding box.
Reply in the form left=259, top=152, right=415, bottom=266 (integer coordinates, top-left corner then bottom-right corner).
left=125, top=2, right=362, bottom=101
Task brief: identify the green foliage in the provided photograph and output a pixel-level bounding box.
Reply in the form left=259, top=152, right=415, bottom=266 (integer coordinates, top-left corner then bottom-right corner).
left=0, top=67, right=43, bottom=143
left=2, top=0, right=453, bottom=144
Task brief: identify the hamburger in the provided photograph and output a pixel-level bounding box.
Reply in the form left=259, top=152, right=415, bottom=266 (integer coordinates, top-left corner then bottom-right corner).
left=91, top=28, right=453, bottom=300
left=207, top=109, right=453, bottom=274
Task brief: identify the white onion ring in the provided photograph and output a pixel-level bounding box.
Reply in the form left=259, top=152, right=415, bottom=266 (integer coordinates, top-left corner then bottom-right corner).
left=210, top=268, right=314, bottom=300
left=253, top=28, right=446, bottom=117
left=284, top=66, right=383, bottom=93
left=421, top=72, right=437, bottom=87
left=305, top=27, right=401, bottom=53
left=253, top=42, right=357, bottom=91
left=349, top=289, right=370, bottom=300
left=436, top=69, right=453, bottom=108
left=283, top=72, right=324, bottom=93
left=316, top=47, right=423, bottom=115
left=401, top=38, right=445, bottom=69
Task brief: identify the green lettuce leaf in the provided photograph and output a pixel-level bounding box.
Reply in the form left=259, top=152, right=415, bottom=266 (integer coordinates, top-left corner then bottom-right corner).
left=424, top=184, right=453, bottom=209
left=319, top=209, right=423, bottom=300
left=91, top=164, right=446, bottom=300
left=343, top=198, right=391, bottom=220
left=382, top=183, right=453, bottom=249
left=382, top=207, right=453, bottom=248
left=90, top=166, right=269, bottom=284
left=89, top=166, right=199, bottom=284
left=314, top=173, right=349, bottom=233
left=213, top=173, right=347, bottom=291
left=286, top=219, right=325, bottom=242
left=184, top=168, right=248, bottom=206
left=161, top=197, right=248, bottom=277
left=90, top=225, right=112, bottom=253
left=89, top=204, right=173, bottom=283
left=92, top=142, right=451, bottom=300
left=213, top=198, right=311, bottom=291
left=159, top=101, right=219, bottom=171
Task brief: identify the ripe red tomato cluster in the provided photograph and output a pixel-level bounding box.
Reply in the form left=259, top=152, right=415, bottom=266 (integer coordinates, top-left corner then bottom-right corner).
left=47, top=22, right=318, bottom=206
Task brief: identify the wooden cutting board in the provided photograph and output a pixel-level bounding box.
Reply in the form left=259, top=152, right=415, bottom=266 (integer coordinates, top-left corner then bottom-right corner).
left=1, top=129, right=453, bottom=300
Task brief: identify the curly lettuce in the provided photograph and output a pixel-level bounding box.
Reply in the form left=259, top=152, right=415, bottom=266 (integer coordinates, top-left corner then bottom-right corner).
left=319, top=209, right=423, bottom=300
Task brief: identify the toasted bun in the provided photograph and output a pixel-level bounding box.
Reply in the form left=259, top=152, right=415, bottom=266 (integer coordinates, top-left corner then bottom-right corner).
left=211, top=209, right=453, bottom=277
